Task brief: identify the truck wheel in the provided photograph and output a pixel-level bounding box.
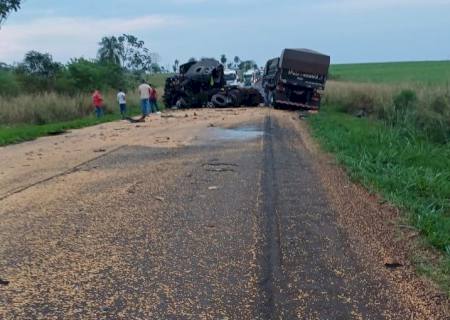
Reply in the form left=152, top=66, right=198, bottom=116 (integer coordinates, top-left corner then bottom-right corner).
left=229, top=92, right=241, bottom=107
left=211, top=93, right=229, bottom=108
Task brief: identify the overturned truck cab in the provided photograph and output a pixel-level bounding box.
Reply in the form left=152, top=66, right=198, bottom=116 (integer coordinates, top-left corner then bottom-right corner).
left=263, top=48, right=330, bottom=110
left=164, top=58, right=263, bottom=109
left=164, top=59, right=225, bottom=109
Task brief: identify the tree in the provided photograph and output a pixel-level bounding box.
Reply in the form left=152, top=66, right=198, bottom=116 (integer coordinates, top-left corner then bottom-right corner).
left=0, top=62, right=12, bottom=70
left=15, top=51, right=62, bottom=91
left=233, top=56, right=240, bottom=68
left=0, top=67, right=20, bottom=96
left=17, top=51, right=61, bottom=77
left=238, top=60, right=257, bottom=72
left=67, top=58, right=124, bottom=93
left=98, top=36, right=122, bottom=65
left=117, top=34, right=152, bottom=72
left=220, top=54, right=227, bottom=65
left=150, top=63, right=161, bottom=74
left=0, top=0, right=21, bottom=24
left=188, top=57, right=196, bottom=63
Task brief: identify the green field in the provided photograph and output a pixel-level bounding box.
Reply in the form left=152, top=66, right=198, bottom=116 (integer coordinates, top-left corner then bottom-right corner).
left=330, top=60, right=450, bottom=86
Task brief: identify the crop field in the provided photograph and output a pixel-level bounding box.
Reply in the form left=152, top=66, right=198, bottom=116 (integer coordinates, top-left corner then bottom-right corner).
left=330, top=60, right=450, bottom=86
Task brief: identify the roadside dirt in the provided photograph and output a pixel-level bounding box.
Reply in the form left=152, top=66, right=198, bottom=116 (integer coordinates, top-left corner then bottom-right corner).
left=0, top=108, right=447, bottom=319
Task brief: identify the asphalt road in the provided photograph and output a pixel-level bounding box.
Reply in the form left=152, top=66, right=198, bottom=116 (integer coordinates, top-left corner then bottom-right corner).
left=0, top=109, right=446, bottom=319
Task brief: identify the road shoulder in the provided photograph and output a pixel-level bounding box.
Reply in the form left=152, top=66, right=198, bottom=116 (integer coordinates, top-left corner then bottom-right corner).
left=279, top=111, right=449, bottom=318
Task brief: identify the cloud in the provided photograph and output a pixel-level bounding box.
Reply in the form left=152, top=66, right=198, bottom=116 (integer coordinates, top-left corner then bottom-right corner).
left=0, top=15, right=185, bottom=62
left=315, top=0, right=450, bottom=12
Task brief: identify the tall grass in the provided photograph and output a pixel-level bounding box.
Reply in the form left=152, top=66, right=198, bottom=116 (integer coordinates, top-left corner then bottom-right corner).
left=0, top=71, right=168, bottom=126
left=308, top=110, right=450, bottom=293
left=323, top=81, right=450, bottom=144
left=0, top=91, right=141, bottom=125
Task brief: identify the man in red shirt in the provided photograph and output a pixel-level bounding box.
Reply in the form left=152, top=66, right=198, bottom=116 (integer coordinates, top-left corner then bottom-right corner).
left=92, top=89, right=104, bottom=118
left=148, top=84, right=161, bottom=114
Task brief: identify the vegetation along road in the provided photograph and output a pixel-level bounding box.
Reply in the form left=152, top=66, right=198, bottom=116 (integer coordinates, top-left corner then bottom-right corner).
left=0, top=108, right=447, bottom=319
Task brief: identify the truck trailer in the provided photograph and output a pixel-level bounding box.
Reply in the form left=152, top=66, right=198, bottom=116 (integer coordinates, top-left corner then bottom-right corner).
left=262, top=48, right=330, bottom=110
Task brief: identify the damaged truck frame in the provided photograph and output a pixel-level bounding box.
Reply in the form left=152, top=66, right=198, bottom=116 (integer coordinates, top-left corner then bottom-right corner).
left=263, top=48, right=331, bottom=110
left=164, top=58, right=263, bottom=109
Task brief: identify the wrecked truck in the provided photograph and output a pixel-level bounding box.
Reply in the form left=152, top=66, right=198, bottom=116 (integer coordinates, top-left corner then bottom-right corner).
left=164, top=58, right=263, bottom=109
left=262, top=48, right=330, bottom=110
left=164, top=59, right=225, bottom=109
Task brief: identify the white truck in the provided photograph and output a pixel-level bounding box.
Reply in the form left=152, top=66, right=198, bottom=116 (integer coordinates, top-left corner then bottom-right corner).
left=224, top=69, right=241, bottom=86
left=243, top=69, right=262, bottom=87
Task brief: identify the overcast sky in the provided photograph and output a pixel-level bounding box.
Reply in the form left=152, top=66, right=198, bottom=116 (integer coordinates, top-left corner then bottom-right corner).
left=1, top=0, right=450, bottom=68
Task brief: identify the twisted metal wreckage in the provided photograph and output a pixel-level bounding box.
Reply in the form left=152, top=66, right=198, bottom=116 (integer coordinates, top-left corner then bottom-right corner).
left=163, top=59, right=264, bottom=109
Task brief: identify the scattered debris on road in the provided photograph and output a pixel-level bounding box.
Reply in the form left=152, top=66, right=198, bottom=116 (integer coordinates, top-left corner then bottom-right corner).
left=384, top=261, right=403, bottom=269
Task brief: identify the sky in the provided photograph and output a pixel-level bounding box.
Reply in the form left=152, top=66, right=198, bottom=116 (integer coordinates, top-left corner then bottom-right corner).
left=0, top=0, right=450, bottom=68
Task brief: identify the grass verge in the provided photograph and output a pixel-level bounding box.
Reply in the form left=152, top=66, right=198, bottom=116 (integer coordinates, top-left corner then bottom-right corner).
left=0, top=105, right=141, bottom=146
left=308, top=108, right=450, bottom=293
left=0, top=75, right=167, bottom=146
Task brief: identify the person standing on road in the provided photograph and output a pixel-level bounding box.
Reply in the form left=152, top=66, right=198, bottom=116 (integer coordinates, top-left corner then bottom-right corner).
left=138, top=80, right=152, bottom=119
left=92, top=89, right=104, bottom=118
left=117, top=88, right=127, bottom=119
left=148, top=83, right=161, bottom=115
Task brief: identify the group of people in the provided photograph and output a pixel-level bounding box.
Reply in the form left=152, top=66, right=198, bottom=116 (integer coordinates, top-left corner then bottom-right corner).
left=91, top=80, right=160, bottom=120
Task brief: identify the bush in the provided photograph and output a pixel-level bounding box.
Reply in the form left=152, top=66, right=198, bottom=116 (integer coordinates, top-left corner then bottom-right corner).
left=0, top=70, right=20, bottom=96
left=393, top=89, right=418, bottom=113
left=416, top=96, right=450, bottom=144
left=324, top=81, right=450, bottom=144
left=67, top=58, right=125, bottom=93
left=430, top=95, right=450, bottom=115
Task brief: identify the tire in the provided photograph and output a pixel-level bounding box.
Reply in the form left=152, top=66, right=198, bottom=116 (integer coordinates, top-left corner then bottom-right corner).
left=229, top=89, right=243, bottom=106
left=211, top=93, right=229, bottom=108
left=246, top=88, right=263, bottom=106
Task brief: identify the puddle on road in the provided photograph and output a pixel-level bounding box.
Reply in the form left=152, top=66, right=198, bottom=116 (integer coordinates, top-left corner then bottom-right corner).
left=194, top=125, right=264, bottom=145
left=209, top=125, right=263, bottom=140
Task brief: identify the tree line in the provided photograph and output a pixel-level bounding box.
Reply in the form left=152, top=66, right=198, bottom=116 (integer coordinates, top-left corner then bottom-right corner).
left=171, top=55, right=258, bottom=73
left=0, top=34, right=163, bottom=96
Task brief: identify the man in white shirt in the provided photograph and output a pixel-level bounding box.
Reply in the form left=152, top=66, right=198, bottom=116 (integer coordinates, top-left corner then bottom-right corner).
left=138, top=80, right=152, bottom=119
left=117, top=89, right=127, bottom=119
